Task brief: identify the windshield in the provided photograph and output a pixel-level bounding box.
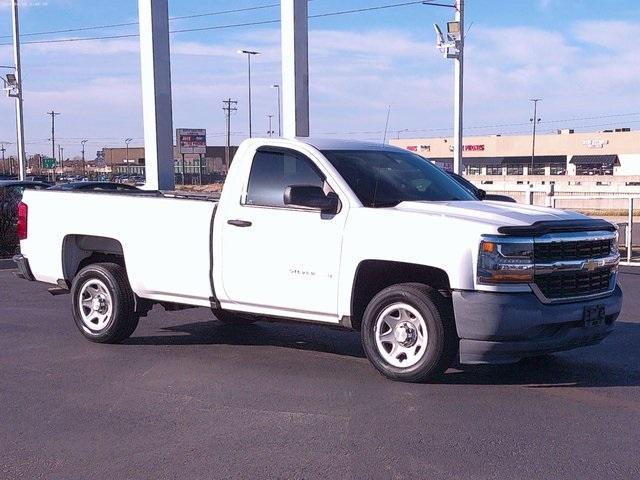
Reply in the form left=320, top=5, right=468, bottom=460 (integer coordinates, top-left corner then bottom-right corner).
left=322, top=149, right=475, bottom=207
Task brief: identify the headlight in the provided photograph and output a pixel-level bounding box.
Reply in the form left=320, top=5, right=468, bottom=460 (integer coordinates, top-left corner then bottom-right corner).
left=611, top=229, right=619, bottom=255
left=478, top=236, right=534, bottom=284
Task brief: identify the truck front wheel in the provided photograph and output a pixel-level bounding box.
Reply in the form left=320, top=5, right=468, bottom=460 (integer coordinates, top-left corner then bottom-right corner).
left=71, top=263, right=140, bottom=343
left=361, top=283, right=458, bottom=383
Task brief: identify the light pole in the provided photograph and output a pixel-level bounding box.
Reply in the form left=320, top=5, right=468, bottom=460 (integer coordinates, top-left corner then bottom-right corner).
left=529, top=98, right=542, bottom=173
left=396, top=129, right=409, bottom=139
left=272, top=84, right=281, bottom=137
left=429, top=0, right=464, bottom=174
left=81, top=139, right=88, bottom=177
left=237, top=50, right=260, bottom=138
left=267, top=115, right=275, bottom=137
left=125, top=138, right=132, bottom=177
left=2, top=0, right=26, bottom=180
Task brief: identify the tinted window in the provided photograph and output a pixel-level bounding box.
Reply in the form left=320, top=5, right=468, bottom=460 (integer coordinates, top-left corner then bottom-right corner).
left=246, top=149, right=325, bottom=207
left=322, top=149, right=475, bottom=207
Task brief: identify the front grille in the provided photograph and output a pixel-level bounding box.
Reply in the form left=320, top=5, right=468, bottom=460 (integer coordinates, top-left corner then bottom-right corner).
left=534, top=239, right=612, bottom=262
left=535, top=268, right=612, bottom=299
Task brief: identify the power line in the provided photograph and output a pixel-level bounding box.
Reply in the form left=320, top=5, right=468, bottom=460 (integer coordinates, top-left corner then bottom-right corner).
left=0, top=1, right=428, bottom=46
left=0, top=3, right=283, bottom=39
left=316, top=112, right=640, bottom=136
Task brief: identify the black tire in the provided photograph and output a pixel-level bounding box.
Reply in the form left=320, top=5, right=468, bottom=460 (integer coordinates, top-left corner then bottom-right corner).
left=71, top=262, right=140, bottom=343
left=212, top=309, right=258, bottom=325
left=361, top=283, right=458, bottom=383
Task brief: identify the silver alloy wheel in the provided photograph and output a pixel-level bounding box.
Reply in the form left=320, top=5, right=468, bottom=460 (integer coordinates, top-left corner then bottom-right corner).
left=78, top=279, right=113, bottom=332
left=374, top=302, right=428, bottom=368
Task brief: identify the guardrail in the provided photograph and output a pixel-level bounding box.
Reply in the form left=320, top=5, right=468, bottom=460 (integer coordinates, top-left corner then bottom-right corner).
left=552, top=194, right=639, bottom=266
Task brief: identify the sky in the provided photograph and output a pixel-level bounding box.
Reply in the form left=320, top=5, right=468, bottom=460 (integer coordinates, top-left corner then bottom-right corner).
left=0, top=0, right=638, bottom=158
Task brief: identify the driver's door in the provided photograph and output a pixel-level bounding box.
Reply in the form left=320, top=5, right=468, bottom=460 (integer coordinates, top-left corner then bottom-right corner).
left=220, top=148, right=347, bottom=318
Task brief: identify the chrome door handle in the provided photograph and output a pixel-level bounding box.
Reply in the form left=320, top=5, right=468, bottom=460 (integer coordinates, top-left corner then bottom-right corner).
left=227, top=219, right=252, bottom=227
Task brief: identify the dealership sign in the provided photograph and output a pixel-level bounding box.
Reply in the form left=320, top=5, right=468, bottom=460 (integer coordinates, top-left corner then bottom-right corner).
left=177, top=128, right=207, bottom=154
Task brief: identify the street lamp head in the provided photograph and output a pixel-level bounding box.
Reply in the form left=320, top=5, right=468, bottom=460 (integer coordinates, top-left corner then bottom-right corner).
left=238, top=49, right=260, bottom=56
left=5, top=73, right=17, bottom=86
left=447, top=21, right=461, bottom=40
left=272, top=84, right=280, bottom=89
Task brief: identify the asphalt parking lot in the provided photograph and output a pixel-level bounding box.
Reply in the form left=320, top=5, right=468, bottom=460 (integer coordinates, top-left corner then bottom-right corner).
left=1, top=268, right=639, bottom=480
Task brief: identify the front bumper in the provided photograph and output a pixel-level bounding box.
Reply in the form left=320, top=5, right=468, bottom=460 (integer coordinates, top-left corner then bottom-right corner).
left=453, top=285, right=623, bottom=364
left=13, top=254, right=35, bottom=281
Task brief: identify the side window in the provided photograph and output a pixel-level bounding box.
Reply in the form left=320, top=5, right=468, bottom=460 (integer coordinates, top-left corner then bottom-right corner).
left=246, top=149, right=325, bottom=207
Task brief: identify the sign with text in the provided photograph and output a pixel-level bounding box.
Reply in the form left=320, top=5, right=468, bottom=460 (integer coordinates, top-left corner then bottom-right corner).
left=42, top=157, right=56, bottom=169
left=463, top=144, right=485, bottom=151
left=177, top=129, right=207, bottom=154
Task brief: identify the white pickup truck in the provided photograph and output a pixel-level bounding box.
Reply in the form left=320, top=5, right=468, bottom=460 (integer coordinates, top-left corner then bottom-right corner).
left=14, top=138, right=622, bottom=382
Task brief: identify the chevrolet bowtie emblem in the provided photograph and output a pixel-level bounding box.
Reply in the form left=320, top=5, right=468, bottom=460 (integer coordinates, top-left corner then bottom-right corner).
left=584, top=259, right=602, bottom=272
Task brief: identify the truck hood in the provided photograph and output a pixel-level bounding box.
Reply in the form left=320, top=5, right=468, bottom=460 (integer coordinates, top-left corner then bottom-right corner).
left=394, top=200, right=588, bottom=232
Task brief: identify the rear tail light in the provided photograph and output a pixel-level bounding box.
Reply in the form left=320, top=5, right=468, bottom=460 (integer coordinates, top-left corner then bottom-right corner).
left=17, top=202, right=28, bottom=240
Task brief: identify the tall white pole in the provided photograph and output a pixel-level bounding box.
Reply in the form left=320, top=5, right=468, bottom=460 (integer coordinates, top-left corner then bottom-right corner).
left=453, top=0, right=464, bottom=175
left=281, top=0, right=310, bottom=138
left=11, top=0, right=26, bottom=181
left=138, top=0, right=175, bottom=191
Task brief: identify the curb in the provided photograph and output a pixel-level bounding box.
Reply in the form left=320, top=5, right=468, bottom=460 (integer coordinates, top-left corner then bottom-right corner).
left=0, top=258, right=15, bottom=270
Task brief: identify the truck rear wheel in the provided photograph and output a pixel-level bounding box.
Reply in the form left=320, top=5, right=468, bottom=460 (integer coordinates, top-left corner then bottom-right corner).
left=71, top=263, right=139, bottom=343
left=361, top=283, right=458, bottom=383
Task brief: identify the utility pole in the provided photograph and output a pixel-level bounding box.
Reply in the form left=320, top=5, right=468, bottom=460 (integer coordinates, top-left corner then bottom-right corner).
left=530, top=98, right=542, bottom=173
left=222, top=98, right=238, bottom=168
left=47, top=111, right=60, bottom=161
left=11, top=0, right=26, bottom=180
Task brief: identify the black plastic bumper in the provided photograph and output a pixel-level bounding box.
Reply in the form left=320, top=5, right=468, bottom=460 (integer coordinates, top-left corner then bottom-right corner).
left=453, top=285, right=623, bottom=364
left=13, top=254, right=35, bottom=281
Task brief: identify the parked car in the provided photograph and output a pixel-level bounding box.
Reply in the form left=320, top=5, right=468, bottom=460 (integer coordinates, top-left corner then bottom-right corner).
left=15, top=138, right=621, bottom=382
left=48, top=181, right=140, bottom=192
left=446, top=171, right=517, bottom=202
left=0, top=180, right=50, bottom=258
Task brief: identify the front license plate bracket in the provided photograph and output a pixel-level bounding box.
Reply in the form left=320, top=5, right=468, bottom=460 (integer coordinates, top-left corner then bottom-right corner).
left=583, top=304, right=605, bottom=328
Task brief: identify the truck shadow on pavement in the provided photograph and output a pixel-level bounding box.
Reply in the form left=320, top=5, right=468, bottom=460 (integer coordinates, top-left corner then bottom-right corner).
left=125, top=319, right=640, bottom=388
left=125, top=319, right=367, bottom=359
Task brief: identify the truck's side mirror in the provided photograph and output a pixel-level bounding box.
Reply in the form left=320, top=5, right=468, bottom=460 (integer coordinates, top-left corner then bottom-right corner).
left=284, top=185, right=339, bottom=214
left=477, top=188, right=487, bottom=200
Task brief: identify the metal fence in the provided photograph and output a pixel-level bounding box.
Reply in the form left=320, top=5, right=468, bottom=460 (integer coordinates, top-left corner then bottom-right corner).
left=551, top=195, right=640, bottom=266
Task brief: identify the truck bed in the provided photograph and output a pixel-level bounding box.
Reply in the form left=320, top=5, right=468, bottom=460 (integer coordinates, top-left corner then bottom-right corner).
left=20, top=189, right=219, bottom=307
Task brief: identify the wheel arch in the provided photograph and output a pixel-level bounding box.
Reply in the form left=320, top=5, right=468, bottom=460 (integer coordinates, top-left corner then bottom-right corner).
left=350, top=260, right=451, bottom=330
left=62, top=234, right=126, bottom=284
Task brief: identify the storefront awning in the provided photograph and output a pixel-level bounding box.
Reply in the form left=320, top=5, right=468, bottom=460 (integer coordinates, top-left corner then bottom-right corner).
left=501, top=155, right=566, bottom=165
left=463, top=157, right=504, bottom=166
left=570, top=154, right=619, bottom=165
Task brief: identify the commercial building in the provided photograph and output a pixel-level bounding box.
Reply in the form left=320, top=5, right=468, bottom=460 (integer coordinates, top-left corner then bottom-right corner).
left=390, top=129, right=640, bottom=178
left=101, top=145, right=239, bottom=176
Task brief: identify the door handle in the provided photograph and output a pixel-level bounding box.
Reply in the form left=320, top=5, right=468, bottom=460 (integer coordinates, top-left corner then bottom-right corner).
left=227, top=219, right=252, bottom=227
